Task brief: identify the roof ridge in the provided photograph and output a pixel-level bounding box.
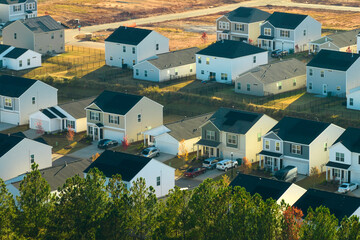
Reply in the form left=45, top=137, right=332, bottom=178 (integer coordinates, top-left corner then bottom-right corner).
left=165, top=112, right=214, bottom=126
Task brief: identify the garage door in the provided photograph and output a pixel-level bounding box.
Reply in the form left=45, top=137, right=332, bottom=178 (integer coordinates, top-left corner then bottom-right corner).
left=156, top=139, right=179, bottom=155
left=284, top=159, right=309, bottom=175
left=103, top=129, right=125, bottom=142
left=1, top=112, right=19, bottom=125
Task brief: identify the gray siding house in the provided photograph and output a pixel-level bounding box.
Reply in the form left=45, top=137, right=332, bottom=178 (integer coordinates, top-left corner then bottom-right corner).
left=216, top=7, right=270, bottom=43
left=306, top=49, right=360, bottom=97
left=259, top=117, right=344, bottom=175
left=235, top=58, right=306, bottom=96
left=2, top=15, right=65, bottom=54
left=196, top=108, right=277, bottom=163
left=0, top=0, right=37, bottom=23
left=258, top=12, right=321, bottom=52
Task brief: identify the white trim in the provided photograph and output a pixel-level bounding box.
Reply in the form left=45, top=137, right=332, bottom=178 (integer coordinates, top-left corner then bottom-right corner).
left=85, top=103, right=104, bottom=112
left=199, top=120, right=221, bottom=132
left=284, top=155, right=309, bottom=162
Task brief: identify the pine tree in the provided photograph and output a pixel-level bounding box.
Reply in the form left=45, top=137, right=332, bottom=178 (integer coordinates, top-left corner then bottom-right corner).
left=338, top=215, right=360, bottom=240
left=0, top=178, right=17, bottom=240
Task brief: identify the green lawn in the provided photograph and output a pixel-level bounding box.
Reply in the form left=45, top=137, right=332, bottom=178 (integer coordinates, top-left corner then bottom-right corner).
left=42, top=131, right=91, bottom=154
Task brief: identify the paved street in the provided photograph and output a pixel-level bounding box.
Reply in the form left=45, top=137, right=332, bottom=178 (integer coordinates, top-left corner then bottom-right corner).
left=52, top=154, right=82, bottom=167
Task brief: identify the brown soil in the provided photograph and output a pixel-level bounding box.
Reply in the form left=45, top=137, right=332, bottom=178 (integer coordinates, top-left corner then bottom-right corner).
left=291, top=0, right=360, bottom=7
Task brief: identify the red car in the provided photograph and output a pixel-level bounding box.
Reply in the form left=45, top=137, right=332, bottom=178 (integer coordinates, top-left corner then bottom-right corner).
left=184, top=167, right=206, bottom=178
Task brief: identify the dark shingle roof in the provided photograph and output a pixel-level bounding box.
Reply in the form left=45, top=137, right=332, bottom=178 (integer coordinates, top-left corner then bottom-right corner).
left=230, top=173, right=292, bottom=201
left=265, top=12, right=308, bottom=30
left=269, top=116, right=330, bottom=145
left=89, top=90, right=143, bottom=115
left=225, top=7, right=271, bottom=23
left=59, top=97, right=95, bottom=119
left=0, top=0, right=26, bottom=4
left=209, top=108, right=263, bottom=134
left=197, top=40, right=266, bottom=58
left=334, top=127, right=360, bottom=153
left=105, top=26, right=152, bottom=45
left=0, top=44, right=11, bottom=54
left=18, top=15, right=64, bottom=33
left=307, top=49, right=360, bottom=71
left=293, top=188, right=360, bottom=221
left=0, top=75, right=37, bottom=97
left=0, top=133, right=23, bottom=158
left=49, top=107, right=67, bottom=118
left=3, top=48, right=28, bottom=59
left=166, top=113, right=213, bottom=141
left=41, top=109, right=57, bottom=119
left=83, top=150, right=152, bottom=181
left=148, top=47, right=199, bottom=70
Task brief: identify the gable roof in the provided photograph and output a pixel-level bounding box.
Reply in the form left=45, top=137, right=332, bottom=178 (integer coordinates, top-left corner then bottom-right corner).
left=0, top=133, right=24, bottom=158
left=105, top=26, right=153, bottom=45
left=224, top=7, right=271, bottom=23
left=329, top=29, right=360, bottom=48
left=239, top=58, right=306, bottom=84
left=197, top=40, right=266, bottom=59
left=165, top=113, right=213, bottom=141
left=208, top=108, right=263, bottom=134
left=88, top=90, right=144, bottom=115
left=0, top=75, right=37, bottom=97
left=3, top=47, right=28, bottom=59
left=0, top=44, right=12, bottom=54
left=59, top=97, right=95, bottom=119
left=265, top=12, right=308, bottom=30
left=307, top=49, right=360, bottom=71
left=0, top=0, right=26, bottom=4
left=293, top=188, right=360, bottom=220
left=333, top=127, right=360, bottom=153
left=147, top=47, right=199, bottom=70
left=16, top=15, right=64, bottom=33
left=83, top=150, right=152, bottom=181
left=269, top=116, right=330, bottom=145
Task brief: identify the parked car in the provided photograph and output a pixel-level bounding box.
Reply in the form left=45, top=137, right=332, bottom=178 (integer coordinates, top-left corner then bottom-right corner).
left=338, top=183, right=358, bottom=194
left=98, top=139, right=118, bottom=149
left=271, top=49, right=288, bottom=58
left=184, top=167, right=206, bottom=178
left=202, top=157, right=220, bottom=170
left=141, top=147, right=160, bottom=158
left=216, top=159, right=238, bottom=171
left=274, top=166, right=298, bottom=182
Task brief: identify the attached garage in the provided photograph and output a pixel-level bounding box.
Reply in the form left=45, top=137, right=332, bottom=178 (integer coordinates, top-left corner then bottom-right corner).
left=155, top=134, right=179, bottom=155
left=103, top=129, right=125, bottom=142
left=283, top=158, right=309, bottom=175
left=0, top=111, right=19, bottom=125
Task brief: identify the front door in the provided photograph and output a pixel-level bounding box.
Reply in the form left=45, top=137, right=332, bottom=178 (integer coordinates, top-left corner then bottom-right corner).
left=273, top=41, right=276, bottom=50
left=348, top=171, right=351, bottom=183
left=216, top=148, right=219, bottom=157
left=100, top=129, right=103, bottom=139
left=323, top=84, right=327, bottom=95
left=94, top=128, right=99, bottom=140
left=280, top=159, right=283, bottom=169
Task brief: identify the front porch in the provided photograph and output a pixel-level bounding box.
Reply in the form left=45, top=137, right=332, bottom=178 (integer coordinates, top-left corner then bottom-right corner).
left=88, top=123, right=104, bottom=141
left=258, top=150, right=283, bottom=172
left=195, top=139, right=221, bottom=159
left=325, top=161, right=351, bottom=184
left=257, top=36, right=275, bottom=51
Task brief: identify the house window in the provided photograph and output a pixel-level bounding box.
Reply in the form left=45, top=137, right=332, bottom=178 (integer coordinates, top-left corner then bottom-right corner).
left=132, top=47, right=135, bottom=54
left=235, top=24, right=244, bottom=31
left=133, top=60, right=135, bottom=65
left=32, top=97, right=35, bottom=104
left=253, top=56, right=256, bottom=63
left=19, top=60, right=22, bottom=67
left=265, top=140, right=270, bottom=150
left=280, top=30, right=290, bottom=38
left=309, top=82, right=313, bottom=90
left=293, top=79, right=296, bottom=86
left=219, top=21, right=229, bottom=30
left=30, top=154, right=34, bottom=164
left=88, top=126, right=93, bottom=135
left=321, top=71, right=324, bottom=77
left=275, top=142, right=280, bottom=151
left=4, top=98, right=12, bottom=109
left=264, top=28, right=271, bottom=36
left=51, top=33, right=54, bottom=39
left=291, top=144, right=301, bottom=154
left=90, top=111, right=100, bottom=121
left=237, top=82, right=241, bottom=90
left=201, top=70, right=204, bottom=74
left=350, top=98, right=354, bottom=106
left=60, top=33, right=63, bottom=38
left=156, top=44, right=159, bottom=50
left=257, top=133, right=261, bottom=142
left=324, top=142, right=327, bottom=151
left=156, top=176, right=161, bottom=186
left=27, top=59, right=30, bottom=66
left=144, top=70, right=148, bottom=77
left=336, top=152, right=344, bottom=162
left=221, top=73, right=228, bottom=80
left=110, top=56, right=113, bottom=61
left=337, top=86, right=341, bottom=91
left=247, top=83, right=250, bottom=91
left=14, top=33, right=17, bottom=39
left=206, top=58, right=210, bottom=65
left=303, top=30, right=306, bottom=36
left=227, top=134, right=237, bottom=146
left=309, top=69, right=313, bottom=76
left=198, top=57, right=201, bottom=64
left=123, top=46, right=126, bottom=52
left=175, top=68, right=178, bottom=75
left=66, top=120, right=75, bottom=129
left=277, top=82, right=282, bottom=90
left=109, top=115, right=119, bottom=124
left=138, top=114, right=141, bottom=122
left=190, top=65, right=193, bottom=72
left=135, top=69, right=139, bottom=76
left=206, top=130, right=215, bottom=140
left=13, top=5, right=21, bottom=12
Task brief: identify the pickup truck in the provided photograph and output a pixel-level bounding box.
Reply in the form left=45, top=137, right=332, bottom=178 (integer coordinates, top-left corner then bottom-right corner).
left=216, top=159, right=238, bottom=171
left=184, top=167, right=207, bottom=178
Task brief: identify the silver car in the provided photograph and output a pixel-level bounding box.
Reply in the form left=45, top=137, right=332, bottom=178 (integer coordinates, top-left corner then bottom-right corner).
left=141, top=147, right=160, bottom=158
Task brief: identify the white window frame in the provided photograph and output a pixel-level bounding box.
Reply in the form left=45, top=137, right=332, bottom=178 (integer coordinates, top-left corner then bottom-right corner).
left=291, top=144, right=301, bottom=155
left=280, top=30, right=290, bottom=38
left=66, top=120, right=75, bottom=129
left=156, top=176, right=161, bottom=186
left=264, top=28, right=271, bottom=36
left=90, top=111, right=100, bottom=121
left=277, top=82, right=282, bottom=90
left=137, top=114, right=141, bottom=122
left=219, top=21, right=229, bottom=30
left=227, top=134, right=237, bottom=146
left=253, top=56, right=256, bottom=63
left=4, top=97, right=12, bottom=108
left=336, top=152, right=344, bottom=162
left=275, top=141, right=280, bottom=152
left=221, top=73, right=228, bottom=80
left=237, top=82, right=241, bottom=90
left=321, top=70, right=324, bottom=77
left=308, top=82, right=313, bottom=90
left=309, top=69, right=313, bottom=76
left=32, top=96, right=35, bottom=105
left=30, top=154, right=35, bottom=164
left=235, top=23, right=245, bottom=31
left=109, top=115, right=119, bottom=124
left=265, top=140, right=270, bottom=150
left=206, top=130, right=215, bottom=141
left=350, top=98, right=354, bottom=106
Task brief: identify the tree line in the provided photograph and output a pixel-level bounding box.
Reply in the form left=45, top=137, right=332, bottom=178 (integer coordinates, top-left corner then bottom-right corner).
left=0, top=164, right=359, bottom=240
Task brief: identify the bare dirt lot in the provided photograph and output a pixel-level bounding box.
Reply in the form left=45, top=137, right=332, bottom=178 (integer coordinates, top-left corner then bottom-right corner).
left=292, top=0, right=360, bottom=8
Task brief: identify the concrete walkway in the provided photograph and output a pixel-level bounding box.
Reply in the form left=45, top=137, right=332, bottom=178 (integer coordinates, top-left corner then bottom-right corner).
left=23, top=129, right=43, bottom=139
left=154, top=153, right=176, bottom=163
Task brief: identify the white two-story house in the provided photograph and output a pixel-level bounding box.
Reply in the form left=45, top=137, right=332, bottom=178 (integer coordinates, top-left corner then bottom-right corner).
left=0, top=0, right=37, bottom=23
left=259, top=116, right=344, bottom=175
left=196, top=108, right=277, bottom=163
left=105, top=26, right=169, bottom=69
left=85, top=90, right=163, bottom=143
left=216, top=7, right=270, bottom=43
left=0, top=75, right=57, bottom=125
left=306, top=49, right=360, bottom=97
left=258, top=12, right=321, bottom=52
left=196, top=40, right=268, bottom=84
left=326, top=128, right=360, bottom=184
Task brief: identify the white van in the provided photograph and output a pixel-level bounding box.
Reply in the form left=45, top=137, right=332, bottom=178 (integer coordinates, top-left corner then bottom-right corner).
left=216, top=159, right=238, bottom=171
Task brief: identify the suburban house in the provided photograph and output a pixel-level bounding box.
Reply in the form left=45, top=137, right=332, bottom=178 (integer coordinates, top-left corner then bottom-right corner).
left=347, top=87, right=360, bottom=110
left=294, top=189, right=360, bottom=220
left=309, top=28, right=360, bottom=53
left=85, top=90, right=163, bottom=143
left=234, top=58, right=306, bottom=96
left=230, top=173, right=306, bottom=205
left=105, top=26, right=169, bottom=68
left=306, top=49, right=360, bottom=97
left=196, top=108, right=277, bottom=162
left=0, top=133, right=52, bottom=181
left=0, top=0, right=37, bottom=23
left=326, top=128, right=360, bottom=184
left=29, top=97, right=94, bottom=133
left=258, top=12, right=321, bottom=52
left=0, top=75, right=58, bottom=125
left=133, top=47, right=199, bottom=82
left=196, top=40, right=268, bottom=84
left=143, top=113, right=212, bottom=155
left=216, top=7, right=270, bottom=43
left=2, top=15, right=65, bottom=54
left=83, top=150, right=175, bottom=198
left=0, top=44, right=41, bottom=70
left=259, top=116, right=345, bottom=175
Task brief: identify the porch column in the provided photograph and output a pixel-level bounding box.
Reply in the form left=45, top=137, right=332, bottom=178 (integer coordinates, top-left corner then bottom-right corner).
left=259, top=156, right=262, bottom=168
left=272, top=158, right=275, bottom=172
left=326, top=167, right=328, bottom=181
left=143, top=134, right=146, bottom=145
left=196, top=145, right=199, bottom=158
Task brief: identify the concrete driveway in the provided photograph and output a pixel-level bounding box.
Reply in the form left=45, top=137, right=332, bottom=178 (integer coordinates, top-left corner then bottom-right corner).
left=52, top=154, right=82, bottom=167
left=346, top=187, right=360, bottom=198
left=23, top=129, right=43, bottom=139
left=154, top=153, right=176, bottom=163
left=0, top=123, right=15, bottom=132
left=69, top=143, right=104, bottom=160
left=175, top=168, right=228, bottom=189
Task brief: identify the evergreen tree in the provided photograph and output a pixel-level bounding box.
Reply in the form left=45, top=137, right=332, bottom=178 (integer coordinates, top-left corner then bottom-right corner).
left=338, top=216, right=360, bottom=240
left=0, top=178, right=17, bottom=240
